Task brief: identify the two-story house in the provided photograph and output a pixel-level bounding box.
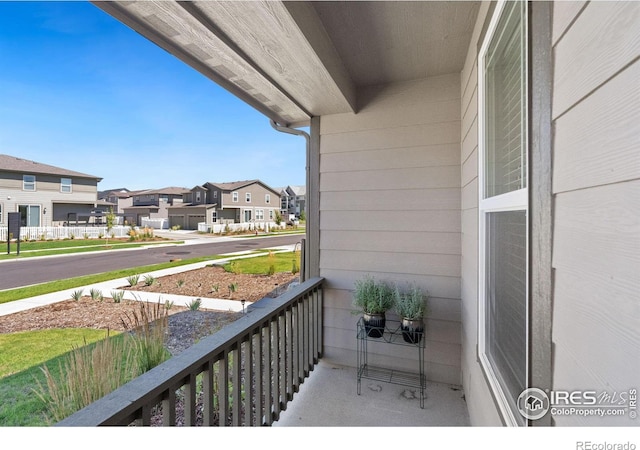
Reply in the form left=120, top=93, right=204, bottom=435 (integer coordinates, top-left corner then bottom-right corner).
left=98, top=188, right=133, bottom=214
left=121, top=186, right=189, bottom=226
left=0, top=154, right=107, bottom=227
left=167, top=179, right=281, bottom=230
left=279, top=185, right=306, bottom=219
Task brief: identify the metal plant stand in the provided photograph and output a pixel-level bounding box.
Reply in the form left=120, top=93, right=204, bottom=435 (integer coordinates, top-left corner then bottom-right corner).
left=356, top=317, right=426, bottom=408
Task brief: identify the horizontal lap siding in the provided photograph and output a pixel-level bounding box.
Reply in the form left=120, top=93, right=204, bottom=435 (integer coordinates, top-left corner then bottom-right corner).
left=458, top=1, right=502, bottom=426
left=319, top=74, right=462, bottom=385
left=551, top=0, right=640, bottom=426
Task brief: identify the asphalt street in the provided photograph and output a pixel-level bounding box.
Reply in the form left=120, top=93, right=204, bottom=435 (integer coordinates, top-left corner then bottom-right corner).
left=0, top=234, right=303, bottom=291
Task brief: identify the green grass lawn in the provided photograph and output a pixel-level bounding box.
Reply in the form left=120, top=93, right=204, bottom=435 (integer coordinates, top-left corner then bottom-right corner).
left=0, top=328, right=114, bottom=426
left=223, top=250, right=301, bottom=274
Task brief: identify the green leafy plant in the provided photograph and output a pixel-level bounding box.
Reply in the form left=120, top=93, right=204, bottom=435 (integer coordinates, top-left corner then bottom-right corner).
left=394, top=284, right=428, bottom=320
left=120, top=301, right=171, bottom=373
left=70, top=289, right=84, bottom=301
left=228, top=282, right=238, bottom=298
left=176, top=279, right=185, bottom=288
left=291, top=258, right=299, bottom=275
left=143, top=275, right=156, bottom=286
left=111, top=290, right=125, bottom=304
left=164, top=299, right=174, bottom=310
left=187, top=298, right=202, bottom=311
left=89, top=288, right=103, bottom=301
left=352, top=275, right=394, bottom=315
left=267, top=264, right=276, bottom=276
left=126, top=275, right=140, bottom=287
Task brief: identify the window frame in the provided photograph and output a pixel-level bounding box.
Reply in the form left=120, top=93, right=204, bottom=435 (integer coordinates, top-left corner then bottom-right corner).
left=477, top=0, right=530, bottom=427
left=23, top=174, right=36, bottom=191
left=245, top=192, right=251, bottom=203
left=265, top=194, right=270, bottom=204
left=61, top=177, right=72, bottom=193
left=256, top=209, right=264, bottom=220
left=232, top=192, right=239, bottom=203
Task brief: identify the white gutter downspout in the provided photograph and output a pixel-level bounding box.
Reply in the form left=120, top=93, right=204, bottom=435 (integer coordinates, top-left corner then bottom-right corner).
left=270, top=119, right=310, bottom=282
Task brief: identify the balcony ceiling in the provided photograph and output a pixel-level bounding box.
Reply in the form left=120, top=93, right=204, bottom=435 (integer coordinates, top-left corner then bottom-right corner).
left=93, top=1, right=480, bottom=126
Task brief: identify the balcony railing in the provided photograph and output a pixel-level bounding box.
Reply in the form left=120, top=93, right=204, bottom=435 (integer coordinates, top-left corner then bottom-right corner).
left=56, top=277, right=324, bottom=426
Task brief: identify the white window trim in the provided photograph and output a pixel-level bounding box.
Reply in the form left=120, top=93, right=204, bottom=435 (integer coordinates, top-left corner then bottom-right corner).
left=246, top=192, right=251, bottom=203
left=232, top=192, right=239, bottom=202
left=61, top=178, right=72, bottom=193
left=477, top=0, right=529, bottom=427
left=23, top=174, right=36, bottom=191
left=0, top=203, right=3, bottom=223
left=265, top=194, right=270, bottom=204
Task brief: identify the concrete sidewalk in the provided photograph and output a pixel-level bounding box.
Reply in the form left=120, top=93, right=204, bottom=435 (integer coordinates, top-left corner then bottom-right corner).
left=0, top=245, right=297, bottom=317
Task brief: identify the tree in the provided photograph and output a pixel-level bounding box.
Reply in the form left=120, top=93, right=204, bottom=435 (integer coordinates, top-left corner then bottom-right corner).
left=105, top=207, right=116, bottom=248
left=274, top=210, right=282, bottom=226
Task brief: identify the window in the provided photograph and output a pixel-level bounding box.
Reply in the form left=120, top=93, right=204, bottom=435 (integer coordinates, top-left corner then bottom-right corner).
left=245, top=192, right=251, bottom=203
left=232, top=192, right=239, bottom=202
left=478, top=0, right=528, bottom=426
left=265, top=194, right=270, bottom=204
left=213, top=191, right=218, bottom=199
left=23, top=175, right=36, bottom=191
left=19, top=204, right=41, bottom=227
left=195, top=192, right=201, bottom=203
left=61, top=178, right=72, bottom=193
left=244, top=210, right=252, bottom=222
left=269, top=210, right=274, bottom=220
left=0, top=203, right=2, bottom=223
left=212, top=211, right=217, bottom=222
left=256, top=209, right=264, bottom=220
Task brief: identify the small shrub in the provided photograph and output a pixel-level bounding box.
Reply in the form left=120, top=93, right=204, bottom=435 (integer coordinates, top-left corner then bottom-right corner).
left=187, top=298, right=202, bottom=311
left=83, top=233, right=89, bottom=240
left=126, top=275, right=140, bottom=287
left=267, top=264, right=276, bottom=276
left=120, top=301, right=171, bottom=373
left=228, top=282, right=238, bottom=298
left=111, top=291, right=125, bottom=304
left=227, top=261, right=239, bottom=274
left=98, top=232, right=104, bottom=239
left=164, top=299, right=174, bottom=310
left=143, top=275, right=156, bottom=286
left=69, top=233, right=75, bottom=240
left=89, top=288, right=103, bottom=301
left=70, top=289, right=84, bottom=301
left=211, top=284, right=220, bottom=293
left=291, top=258, right=299, bottom=275
left=176, top=280, right=185, bottom=288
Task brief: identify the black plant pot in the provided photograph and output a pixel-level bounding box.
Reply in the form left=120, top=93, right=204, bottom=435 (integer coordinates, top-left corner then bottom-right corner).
left=363, top=312, right=386, bottom=338
left=401, top=318, right=424, bottom=344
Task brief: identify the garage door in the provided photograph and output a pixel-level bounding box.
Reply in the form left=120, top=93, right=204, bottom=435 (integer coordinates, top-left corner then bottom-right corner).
left=187, top=215, right=205, bottom=230
left=169, top=215, right=184, bottom=229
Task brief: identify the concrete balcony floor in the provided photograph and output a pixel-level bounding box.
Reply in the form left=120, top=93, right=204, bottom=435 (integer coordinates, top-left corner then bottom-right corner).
left=273, top=360, right=470, bottom=427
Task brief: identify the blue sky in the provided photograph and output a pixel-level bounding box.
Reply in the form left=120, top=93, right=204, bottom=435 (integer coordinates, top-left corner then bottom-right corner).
left=0, top=1, right=306, bottom=191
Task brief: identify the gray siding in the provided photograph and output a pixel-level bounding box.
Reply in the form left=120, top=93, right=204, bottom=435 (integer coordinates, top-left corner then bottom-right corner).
left=551, top=1, right=640, bottom=426
left=319, top=74, right=463, bottom=385
left=458, top=1, right=502, bottom=426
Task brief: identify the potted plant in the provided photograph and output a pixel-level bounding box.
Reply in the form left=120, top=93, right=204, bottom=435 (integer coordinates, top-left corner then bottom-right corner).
left=353, top=275, right=394, bottom=338
left=394, top=284, right=428, bottom=344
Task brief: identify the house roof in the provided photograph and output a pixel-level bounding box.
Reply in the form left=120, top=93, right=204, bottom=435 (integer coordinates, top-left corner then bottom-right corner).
left=139, top=187, right=191, bottom=196
left=0, top=154, right=102, bottom=181
left=205, top=179, right=280, bottom=195
left=92, top=1, right=480, bottom=126
left=288, top=185, right=306, bottom=196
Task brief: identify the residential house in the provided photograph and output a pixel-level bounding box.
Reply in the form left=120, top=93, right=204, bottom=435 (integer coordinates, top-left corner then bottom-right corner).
left=121, top=186, right=189, bottom=226
left=0, top=153, right=108, bottom=227
left=279, top=185, right=306, bottom=219
left=88, top=1, right=640, bottom=427
left=98, top=188, right=133, bottom=214
left=167, top=180, right=281, bottom=230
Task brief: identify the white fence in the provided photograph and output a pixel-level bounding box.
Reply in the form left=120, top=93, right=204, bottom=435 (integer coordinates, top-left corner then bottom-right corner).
left=0, top=226, right=132, bottom=241
left=141, top=217, right=169, bottom=230
left=198, top=221, right=286, bottom=234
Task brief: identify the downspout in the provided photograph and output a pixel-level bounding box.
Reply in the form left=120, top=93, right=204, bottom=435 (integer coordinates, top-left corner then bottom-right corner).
left=270, top=119, right=310, bottom=283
